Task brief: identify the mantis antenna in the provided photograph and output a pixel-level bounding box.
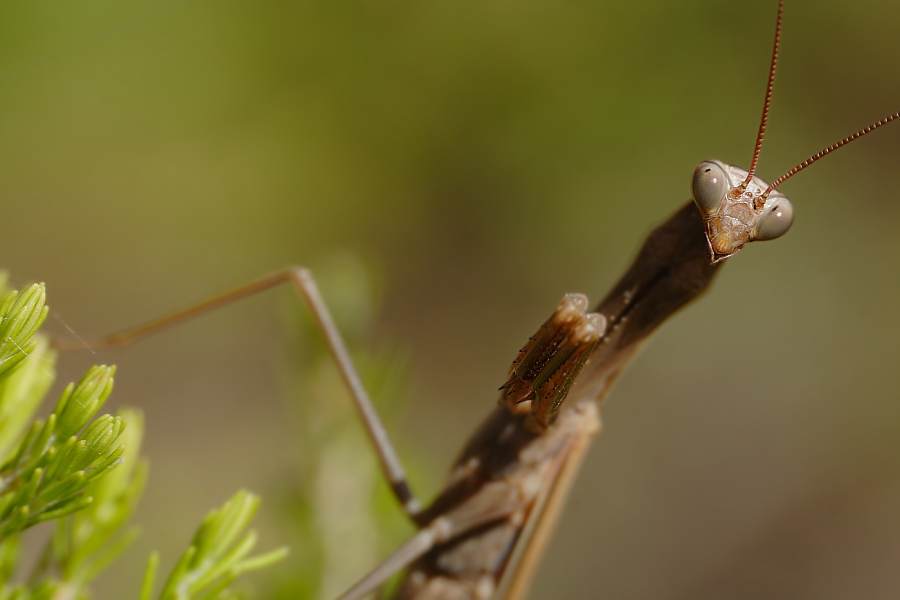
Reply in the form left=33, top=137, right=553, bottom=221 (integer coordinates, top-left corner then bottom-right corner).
left=738, top=0, right=899, bottom=202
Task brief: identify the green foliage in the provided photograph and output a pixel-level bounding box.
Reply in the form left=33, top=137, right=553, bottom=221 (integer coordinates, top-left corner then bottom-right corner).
left=143, top=490, right=288, bottom=600
left=53, top=408, right=148, bottom=589
left=0, top=365, right=124, bottom=538
left=0, top=281, right=284, bottom=598
left=0, top=284, right=48, bottom=380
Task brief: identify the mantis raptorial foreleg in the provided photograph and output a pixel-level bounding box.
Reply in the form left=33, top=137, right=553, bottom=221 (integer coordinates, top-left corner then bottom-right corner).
left=335, top=293, right=606, bottom=600
left=52, top=266, right=423, bottom=520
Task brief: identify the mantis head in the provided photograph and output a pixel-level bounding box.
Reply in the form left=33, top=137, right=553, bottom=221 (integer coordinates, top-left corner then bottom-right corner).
left=689, top=0, right=896, bottom=263
left=691, top=160, right=793, bottom=262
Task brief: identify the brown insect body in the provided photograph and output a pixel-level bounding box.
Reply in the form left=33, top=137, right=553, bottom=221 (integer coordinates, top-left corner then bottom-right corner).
left=397, top=403, right=599, bottom=600
left=392, top=201, right=721, bottom=599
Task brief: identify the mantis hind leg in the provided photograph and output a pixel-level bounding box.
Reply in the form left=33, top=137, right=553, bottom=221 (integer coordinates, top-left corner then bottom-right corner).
left=52, top=266, right=423, bottom=520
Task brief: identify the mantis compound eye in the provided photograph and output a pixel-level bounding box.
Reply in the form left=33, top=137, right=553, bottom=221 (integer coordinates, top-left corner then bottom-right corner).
left=753, top=195, right=794, bottom=241
left=691, top=161, right=729, bottom=215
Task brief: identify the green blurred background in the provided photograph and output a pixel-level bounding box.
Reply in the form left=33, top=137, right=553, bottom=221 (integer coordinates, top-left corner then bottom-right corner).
left=1, top=0, right=899, bottom=597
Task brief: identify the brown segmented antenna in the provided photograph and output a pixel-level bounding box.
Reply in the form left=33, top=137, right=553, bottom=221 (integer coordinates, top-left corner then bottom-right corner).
left=761, top=111, right=900, bottom=199
left=741, top=0, right=785, bottom=191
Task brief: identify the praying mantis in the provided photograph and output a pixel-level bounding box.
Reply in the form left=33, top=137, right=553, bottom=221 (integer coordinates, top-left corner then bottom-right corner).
left=1, top=0, right=900, bottom=596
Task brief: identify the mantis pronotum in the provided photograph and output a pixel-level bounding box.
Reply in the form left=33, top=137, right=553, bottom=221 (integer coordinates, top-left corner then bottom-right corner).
left=6, top=0, right=898, bottom=597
